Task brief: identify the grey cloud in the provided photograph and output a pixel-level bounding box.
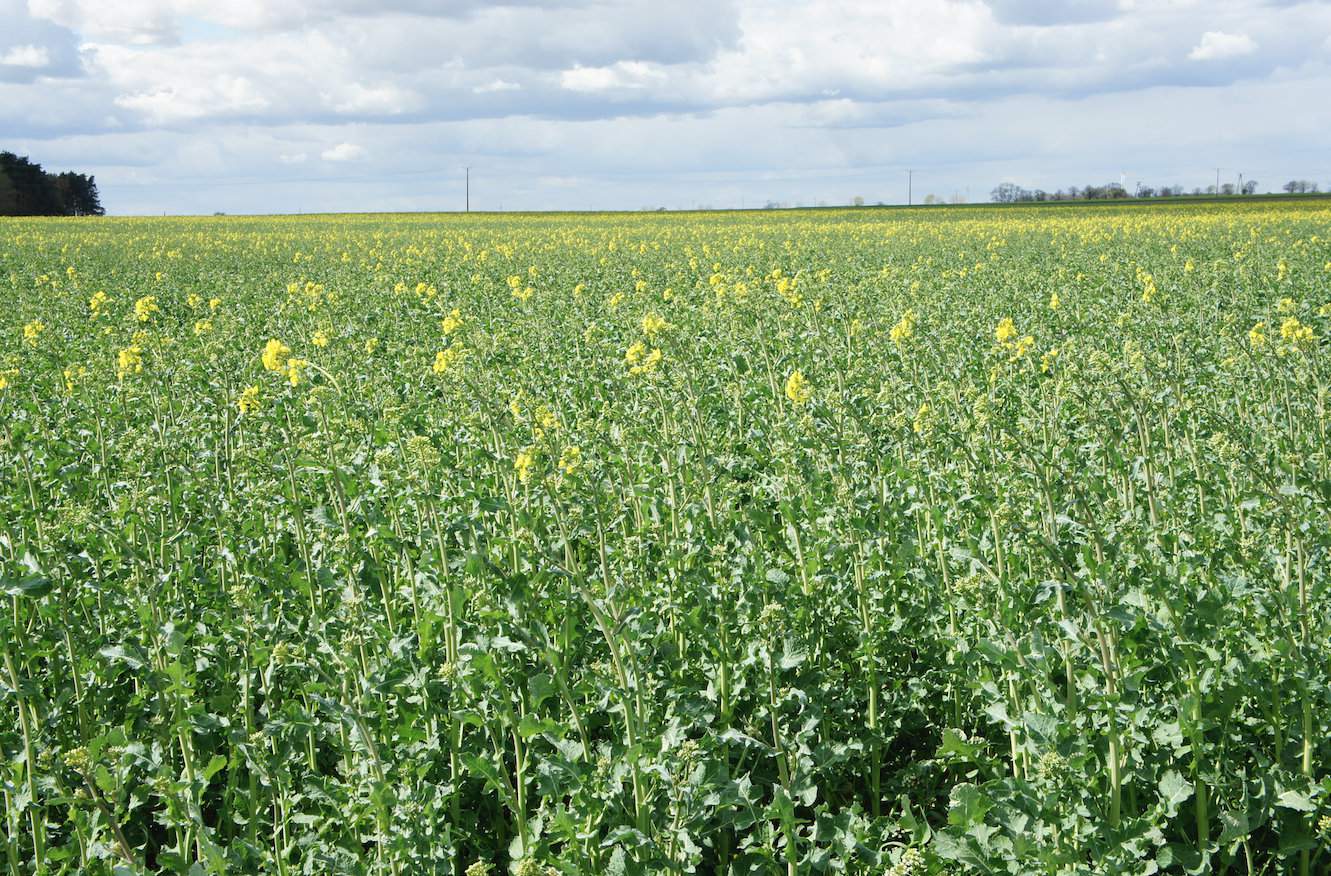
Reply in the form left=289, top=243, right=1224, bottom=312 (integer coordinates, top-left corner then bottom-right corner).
left=984, top=0, right=1122, bottom=25
left=235, top=0, right=597, bottom=31
left=0, top=0, right=83, bottom=81
left=310, top=0, right=741, bottom=73
left=10, top=0, right=1331, bottom=214
left=37, top=0, right=1331, bottom=142
left=943, top=1, right=1331, bottom=101
left=0, top=76, right=123, bottom=137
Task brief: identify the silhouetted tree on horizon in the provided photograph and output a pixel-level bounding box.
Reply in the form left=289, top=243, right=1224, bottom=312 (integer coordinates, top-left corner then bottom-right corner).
left=0, top=151, right=104, bottom=216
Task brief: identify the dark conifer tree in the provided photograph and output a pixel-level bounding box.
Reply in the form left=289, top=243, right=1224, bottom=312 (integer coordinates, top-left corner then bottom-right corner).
left=0, top=151, right=104, bottom=215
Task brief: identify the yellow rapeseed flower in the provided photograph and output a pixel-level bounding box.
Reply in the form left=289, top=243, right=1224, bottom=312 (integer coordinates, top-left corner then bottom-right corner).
left=630, top=347, right=662, bottom=376
left=312, top=330, right=330, bottom=348
left=1049, top=291, right=1060, bottom=311
left=262, top=339, right=292, bottom=372
left=1248, top=321, right=1267, bottom=350
left=134, top=295, right=159, bottom=322
left=1280, top=316, right=1315, bottom=349
left=515, top=448, right=535, bottom=484
left=1139, top=272, right=1157, bottom=303
left=237, top=385, right=260, bottom=415
left=995, top=317, right=1017, bottom=345
left=912, top=402, right=931, bottom=436
left=22, top=320, right=45, bottom=346
left=432, top=345, right=465, bottom=375
left=776, top=276, right=802, bottom=308
left=1011, top=334, right=1035, bottom=360
left=441, top=308, right=463, bottom=334
left=785, top=370, right=812, bottom=405
left=117, top=344, right=143, bottom=380
left=62, top=364, right=86, bottom=395
left=285, top=358, right=308, bottom=386
left=558, top=445, right=581, bottom=475
left=641, top=312, right=670, bottom=337
left=889, top=310, right=917, bottom=347
left=89, top=290, right=111, bottom=318
left=507, top=275, right=533, bottom=302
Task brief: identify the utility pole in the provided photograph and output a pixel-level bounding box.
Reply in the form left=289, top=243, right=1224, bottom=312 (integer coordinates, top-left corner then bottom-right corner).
left=1215, top=167, right=1221, bottom=196
left=907, top=169, right=913, bottom=206
left=1238, top=172, right=1243, bottom=195
left=465, top=167, right=470, bottom=213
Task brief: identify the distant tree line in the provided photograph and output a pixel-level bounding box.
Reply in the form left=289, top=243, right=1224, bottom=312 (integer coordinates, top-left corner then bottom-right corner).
left=1, top=151, right=104, bottom=216
left=990, top=180, right=1268, bottom=203
left=990, top=178, right=1331, bottom=204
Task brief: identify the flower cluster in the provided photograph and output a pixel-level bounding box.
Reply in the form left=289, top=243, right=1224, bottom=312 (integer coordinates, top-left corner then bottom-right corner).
left=432, top=345, right=466, bottom=375
left=890, top=309, right=917, bottom=347
left=625, top=341, right=662, bottom=376
left=134, top=295, right=159, bottom=323
left=785, top=369, right=812, bottom=405
left=262, top=338, right=308, bottom=385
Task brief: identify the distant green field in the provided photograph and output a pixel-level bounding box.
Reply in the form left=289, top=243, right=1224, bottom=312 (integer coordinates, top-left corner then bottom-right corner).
left=2, top=201, right=1329, bottom=874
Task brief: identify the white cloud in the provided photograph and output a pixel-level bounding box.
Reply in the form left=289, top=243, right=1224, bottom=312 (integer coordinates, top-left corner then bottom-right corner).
left=1, top=44, right=51, bottom=67
left=473, top=78, right=520, bottom=94
left=112, top=74, right=269, bottom=122
left=27, top=0, right=181, bottom=44
left=278, top=151, right=307, bottom=164
left=560, top=61, right=666, bottom=92
left=1188, top=31, right=1256, bottom=61
left=324, top=82, right=421, bottom=115
left=321, top=142, right=365, bottom=161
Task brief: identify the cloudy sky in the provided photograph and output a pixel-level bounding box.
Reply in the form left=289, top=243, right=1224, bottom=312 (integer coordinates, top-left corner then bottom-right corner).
left=4, top=0, right=1330, bottom=214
